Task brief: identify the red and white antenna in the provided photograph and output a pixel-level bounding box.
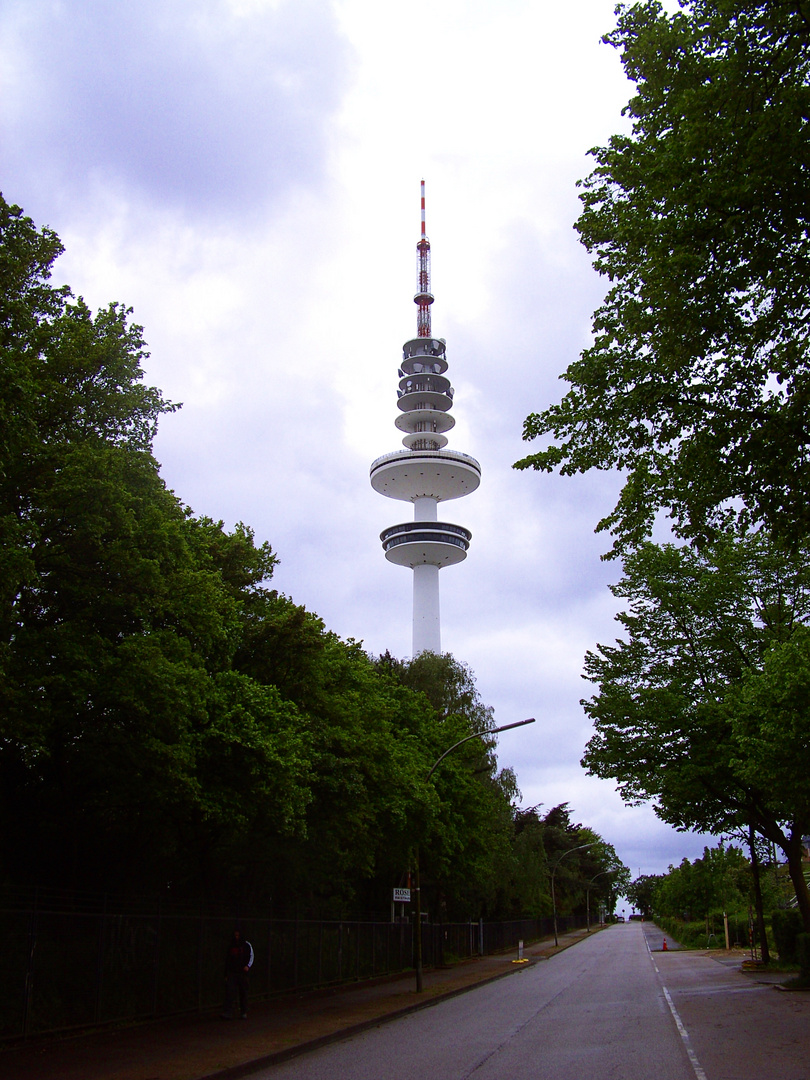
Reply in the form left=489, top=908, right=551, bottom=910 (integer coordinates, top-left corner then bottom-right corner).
left=415, top=179, right=434, bottom=338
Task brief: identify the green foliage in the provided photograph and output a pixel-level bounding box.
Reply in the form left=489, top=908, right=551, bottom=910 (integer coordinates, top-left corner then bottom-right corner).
left=0, top=195, right=305, bottom=896
left=515, top=0, right=810, bottom=551
left=507, top=808, right=552, bottom=917
left=374, top=651, right=515, bottom=919
left=655, top=846, right=750, bottom=921
left=581, top=528, right=810, bottom=930
left=511, top=1, right=810, bottom=939
left=654, top=915, right=751, bottom=951
left=648, top=842, right=784, bottom=954
left=503, top=804, right=629, bottom=921
left=625, top=874, right=663, bottom=918
left=772, top=910, right=805, bottom=965
left=725, top=627, right=810, bottom=818
left=389, top=651, right=495, bottom=733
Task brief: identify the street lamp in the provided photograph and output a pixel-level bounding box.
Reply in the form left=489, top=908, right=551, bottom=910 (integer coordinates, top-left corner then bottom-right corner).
left=585, top=869, right=615, bottom=932
left=414, top=717, right=536, bottom=992
left=551, top=842, right=597, bottom=947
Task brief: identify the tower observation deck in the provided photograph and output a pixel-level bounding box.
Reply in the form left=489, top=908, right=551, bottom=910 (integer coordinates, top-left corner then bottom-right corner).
left=370, top=182, right=480, bottom=655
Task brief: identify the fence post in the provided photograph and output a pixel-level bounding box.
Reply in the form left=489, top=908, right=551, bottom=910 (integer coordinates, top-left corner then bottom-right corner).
left=22, top=892, right=38, bottom=1038
left=152, top=898, right=162, bottom=1017
left=266, top=916, right=272, bottom=998
left=197, top=908, right=204, bottom=1013
left=293, top=918, right=299, bottom=989
left=94, top=897, right=107, bottom=1023
left=318, top=922, right=324, bottom=986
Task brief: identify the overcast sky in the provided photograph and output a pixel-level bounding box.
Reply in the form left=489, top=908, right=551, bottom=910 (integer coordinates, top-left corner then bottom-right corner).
left=1, top=0, right=714, bottom=885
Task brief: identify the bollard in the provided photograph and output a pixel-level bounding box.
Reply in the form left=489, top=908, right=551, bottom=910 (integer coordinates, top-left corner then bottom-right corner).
left=512, top=938, right=529, bottom=964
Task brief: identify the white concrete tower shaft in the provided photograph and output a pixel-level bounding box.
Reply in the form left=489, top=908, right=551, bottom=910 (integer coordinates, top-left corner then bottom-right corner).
left=369, top=182, right=480, bottom=655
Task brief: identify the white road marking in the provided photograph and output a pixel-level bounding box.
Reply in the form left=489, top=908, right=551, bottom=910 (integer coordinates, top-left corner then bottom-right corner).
left=645, top=933, right=709, bottom=1080
left=660, top=983, right=709, bottom=1080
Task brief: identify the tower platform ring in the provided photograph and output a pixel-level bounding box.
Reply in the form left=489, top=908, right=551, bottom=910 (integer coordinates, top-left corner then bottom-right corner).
left=395, top=408, right=455, bottom=435
left=370, top=449, right=481, bottom=502
left=381, top=518, right=470, bottom=567
left=384, top=542, right=468, bottom=568
left=397, top=390, right=452, bottom=413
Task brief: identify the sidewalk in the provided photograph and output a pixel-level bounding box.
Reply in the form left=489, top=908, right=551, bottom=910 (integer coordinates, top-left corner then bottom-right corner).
left=0, top=929, right=596, bottom=1080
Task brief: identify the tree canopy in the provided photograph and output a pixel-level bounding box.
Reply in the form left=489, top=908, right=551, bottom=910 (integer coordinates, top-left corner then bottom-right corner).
left=580, top=529, right=810, bottom=928
left=515, top=0, right=810, bottom=551
left=632, top=841, right=782, bottom=959
left=0, top=196, right=311, bottom=896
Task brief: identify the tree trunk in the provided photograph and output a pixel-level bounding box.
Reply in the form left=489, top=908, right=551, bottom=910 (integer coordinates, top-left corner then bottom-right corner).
left=784, top=832, right=810, bottom=934
left=748, top=823, right=770, bottom=964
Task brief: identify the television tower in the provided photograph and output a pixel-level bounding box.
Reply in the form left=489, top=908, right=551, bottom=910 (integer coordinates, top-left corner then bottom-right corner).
left=370, top=182, right=481, bottom=655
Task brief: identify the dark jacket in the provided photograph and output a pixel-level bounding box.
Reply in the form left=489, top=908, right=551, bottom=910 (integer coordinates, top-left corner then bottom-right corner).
left=225, top=934, right=254, bottom=975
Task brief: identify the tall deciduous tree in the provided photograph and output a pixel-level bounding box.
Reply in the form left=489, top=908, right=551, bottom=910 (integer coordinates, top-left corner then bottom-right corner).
left=515, top=1, right=810, bottom=551
left=581, top=531, right=810, bottom=930
left=625, top=874, right=664, bottom=919
left=373, top=651, right=520, bottom=919
left=0, top=194, right=311, bottom=894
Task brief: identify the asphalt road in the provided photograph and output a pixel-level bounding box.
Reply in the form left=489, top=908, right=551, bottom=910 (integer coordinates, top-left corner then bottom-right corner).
left=249, top=922, right=810, bottom=1080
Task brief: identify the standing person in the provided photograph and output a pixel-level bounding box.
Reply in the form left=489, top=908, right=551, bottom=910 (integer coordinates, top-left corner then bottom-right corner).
left=222, top=929, right=254, bottom=1019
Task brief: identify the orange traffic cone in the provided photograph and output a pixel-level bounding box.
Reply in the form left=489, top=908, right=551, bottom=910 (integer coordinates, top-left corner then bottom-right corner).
left=662, top=938, right=668, bottom=951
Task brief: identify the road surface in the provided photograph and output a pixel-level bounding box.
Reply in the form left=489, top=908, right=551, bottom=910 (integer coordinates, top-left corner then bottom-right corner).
left=251, top=921, right=810, bottom=1080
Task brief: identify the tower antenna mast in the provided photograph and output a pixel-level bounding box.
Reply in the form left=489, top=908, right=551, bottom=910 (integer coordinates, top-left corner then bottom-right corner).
left=416, top=180, right=433, bottom=338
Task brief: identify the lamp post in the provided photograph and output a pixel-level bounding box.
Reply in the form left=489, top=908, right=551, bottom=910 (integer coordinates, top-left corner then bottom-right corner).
left=414, top=717, right=536, bottom=992
left=585, top=869, right=615, bottom=932
left=551, top=842, right=597, bottom=947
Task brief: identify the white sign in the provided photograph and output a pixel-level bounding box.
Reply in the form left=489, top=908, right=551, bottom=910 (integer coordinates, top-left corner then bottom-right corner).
left=393, top=888, right=411, bottom=903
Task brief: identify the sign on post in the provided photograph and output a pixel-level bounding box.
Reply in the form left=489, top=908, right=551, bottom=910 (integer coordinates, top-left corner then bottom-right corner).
left=393, top=888, right=411, bottom=903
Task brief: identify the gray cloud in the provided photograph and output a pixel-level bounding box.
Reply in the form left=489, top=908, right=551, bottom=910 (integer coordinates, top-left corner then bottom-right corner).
left=1, top=0, right=350, bottom=219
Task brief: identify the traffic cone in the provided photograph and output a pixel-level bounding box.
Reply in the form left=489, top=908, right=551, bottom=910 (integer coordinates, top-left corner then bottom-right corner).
left=662, top=938, right=668, bottom=951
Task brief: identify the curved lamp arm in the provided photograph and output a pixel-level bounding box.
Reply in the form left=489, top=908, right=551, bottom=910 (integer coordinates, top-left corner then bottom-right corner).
left=427, top=718, right=535, bottom=779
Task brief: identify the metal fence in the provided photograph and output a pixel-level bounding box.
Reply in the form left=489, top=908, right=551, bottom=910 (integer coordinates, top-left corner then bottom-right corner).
left=1, top=893, right=581, bottom=1040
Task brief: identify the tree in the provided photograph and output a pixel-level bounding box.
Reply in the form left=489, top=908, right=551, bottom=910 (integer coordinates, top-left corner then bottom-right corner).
left=520, top=804, right=629, bottom=920
left=0, top=196, right=177, bottom=662
left=507, top=806, right=552, bottom=918
left=380, top=650, right=495, bottom=734
left=0, top=437, right=311, bottom=893
left=625, top=874, right=663, bottom=919
left=655, top=845, right=750, bottom=923
left=515, top=1, right=810, bottom=552
left=0, top=194, right=315, bottom=895
left=374, top=651, right=520, bottom=920
left=581, top=529, right=810, bottom=930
